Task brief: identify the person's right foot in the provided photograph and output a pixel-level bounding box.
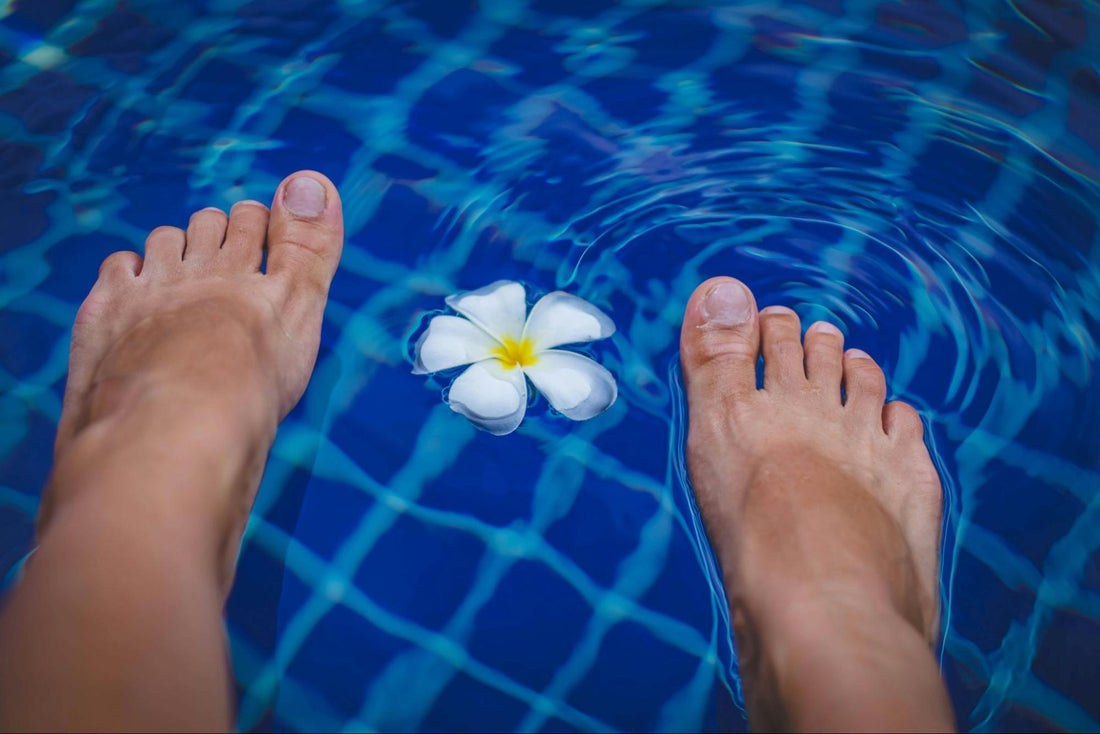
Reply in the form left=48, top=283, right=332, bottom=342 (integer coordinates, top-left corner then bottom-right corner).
left=680, top=276, right=950, bottom=729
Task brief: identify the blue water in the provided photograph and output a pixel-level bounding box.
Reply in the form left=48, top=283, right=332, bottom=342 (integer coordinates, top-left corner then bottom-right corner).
left=1, top=0, right=1098, bottom=731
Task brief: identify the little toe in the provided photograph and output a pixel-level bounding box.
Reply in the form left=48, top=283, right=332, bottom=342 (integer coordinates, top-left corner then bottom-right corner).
left=804, top=321, right=844, bottom=398
left=220, top=201, right=268, bottom=272
left=679, top=277, right=761, bottom=405
left=843, top=348, right=888, bottom=424
left=882, top=400, right=924, bottom=440
left=759, top=306, right=805, bottom=391
left=141, top=226, right=185, bottom=278
left=265, top=171, right=343, bottom=296
left=98, top=250, right=143, bottom=281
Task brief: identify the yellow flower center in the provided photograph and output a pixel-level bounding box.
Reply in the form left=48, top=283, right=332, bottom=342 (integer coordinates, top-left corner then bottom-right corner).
left=492, top=337, right=538, bottom=369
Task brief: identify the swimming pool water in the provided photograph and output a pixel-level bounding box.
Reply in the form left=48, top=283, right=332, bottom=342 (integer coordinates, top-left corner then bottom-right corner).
left=1, top=0, right=1098, bottom=731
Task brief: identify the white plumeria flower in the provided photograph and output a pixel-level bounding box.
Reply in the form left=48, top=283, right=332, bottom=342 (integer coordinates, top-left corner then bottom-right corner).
left=413, top=280, right=617, bottom=436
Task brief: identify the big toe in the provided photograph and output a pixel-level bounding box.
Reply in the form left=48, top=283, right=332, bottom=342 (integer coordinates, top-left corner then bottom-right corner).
left=679, top=277, right=761, bottom=406
left=266, top=171, right=344, bottom=297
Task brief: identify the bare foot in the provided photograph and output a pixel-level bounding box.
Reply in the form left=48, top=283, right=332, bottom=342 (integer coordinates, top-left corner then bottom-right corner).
left=0, top=171, right=343, bottom=732
left=45, top=170, right=343, bottom=586
left=680, top=276, right=952, bottom=731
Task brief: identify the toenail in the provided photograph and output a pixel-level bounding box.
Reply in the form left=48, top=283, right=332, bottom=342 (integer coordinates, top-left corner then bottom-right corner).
left=284, top=177, right=326, bottom=218
left=702, top=281, right=753, bottom=326
left=847, top=348, right=871, bottom=360
left=231, top=200, right=266, bottom=211
left=810, top=321, right=842, bottom=337
left=760, top=305, right=797, bottom=317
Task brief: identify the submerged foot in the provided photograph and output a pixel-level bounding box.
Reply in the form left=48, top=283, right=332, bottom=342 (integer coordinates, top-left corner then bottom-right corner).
left=680, top=277, right=951, bottom=730
left=44, top=171, right=343, bottom=588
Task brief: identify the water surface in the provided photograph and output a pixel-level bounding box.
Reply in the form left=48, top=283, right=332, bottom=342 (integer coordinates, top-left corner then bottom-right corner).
left=0, top=1, right=1098, bottom=731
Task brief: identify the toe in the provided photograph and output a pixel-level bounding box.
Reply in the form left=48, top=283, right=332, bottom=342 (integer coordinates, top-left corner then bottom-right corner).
left=804, top=321, right=844, bottom=398
left=882, top=400, right=924, bottom=440
left=679, top=277, right=761, bottom=403
left=842, top=349, right=887, bottom=423
left=265, top=171, right=343, bottom=295
left=221, top=201, right=268, bottom=272
left=98, top=250, right=142, bottom=280
left=141, top=226, right=185, bottom=278
left=183, top=207, right=228, bottom=266
left=759, top=306, right=805, bottom=391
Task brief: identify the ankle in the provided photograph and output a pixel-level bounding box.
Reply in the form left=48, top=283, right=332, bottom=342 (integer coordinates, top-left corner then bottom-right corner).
left=41, top=388, right=275, bottom=591
left=82, top=366, right=277, bottom=438
left=733, top=593, right=954, bottom=731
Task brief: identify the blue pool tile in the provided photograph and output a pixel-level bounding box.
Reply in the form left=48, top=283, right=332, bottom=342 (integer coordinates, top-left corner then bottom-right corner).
left=567, top=619, right=701, bottom=731
left=581, top=75, right=668, bottom=127
left=0, top=71, right=97, bottom=136
left=264, top=107, right=357, bottom=186
left=488, top=27, right=569, bottom=88
left=236, top=0, right=342, bottom=57
left=323, top=18, right=425, bottom=96
left=0, top=141, right=43, bottom=189
left=637, top=527, right=715, bottom=636
left=966, top=457, right=1088, bottom=571
left=4, top=0, right=77, bottom=34
left=618, top=9, right=720, bottom=71
left=176, top=58, right=257, bottom=128
left=43, top=232, right=130, bottom=303
left=408, top=69, right=520, bottom=168
left=466, top=559, right=591, bottom=692
left=530, top=0, right=619, bottom=18
left=0, top=189, right=52, bottom=255
left=0, top=506, right=33, bottom=584
left=871, top=0, right=969, bottom=49
left=422, top=670, right=531, bottom=733
left=327, top=366, right=444, bottom=488
left=416, top=429, right=542, bottom=528
left=69, top=9, right=175, bottom=75
left=227, top=541, right=287, bottom=654
left=401, top=0, right=475, bottom=40
left=1032, top=608, right=1100, bottom=723
left=949, top=544, right=1040, bottom=655
left=356, top=183, right=443, bottom=266
left=542, top=471, right=664, bottom=589
left=283, top=602, right=415, bottom=718
left=372, top=153, right=438, bottom=182
left=351, top=512, right=485, bottom=632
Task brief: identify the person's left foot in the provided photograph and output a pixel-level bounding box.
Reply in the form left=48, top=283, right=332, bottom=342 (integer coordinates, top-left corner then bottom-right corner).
left=42, top=171, right=344, bottom=588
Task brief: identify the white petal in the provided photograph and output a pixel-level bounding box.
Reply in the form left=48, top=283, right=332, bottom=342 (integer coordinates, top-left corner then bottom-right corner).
left=447, top=359, right=528, bottom=436
left=522, top=291, right=615, bottom=350
left=445, top=280, right=527, bottom=341
left=412, top=315, right=500, bottom=375
left=523, top=350, right=616, bottom=422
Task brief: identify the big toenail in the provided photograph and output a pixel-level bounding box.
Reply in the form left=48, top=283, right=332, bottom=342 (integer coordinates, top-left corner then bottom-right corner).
left=285, top=177, right=326, bottom=218
left=702, top=282, right=753, bottom=326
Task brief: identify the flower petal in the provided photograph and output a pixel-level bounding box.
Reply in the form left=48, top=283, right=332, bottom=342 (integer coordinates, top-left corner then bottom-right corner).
left=523, top=350, right=616, bottom=421
left=522, top=291, right=615, bottom=350
left=412, top=315, right=500, bottom=375
left=447, top=359, right=528, bottom=435
left=445, top=280, right=527, bottom=341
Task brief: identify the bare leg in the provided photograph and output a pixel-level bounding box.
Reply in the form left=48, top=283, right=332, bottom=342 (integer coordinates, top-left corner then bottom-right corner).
left=680, top=277, right=955, bottom=732
left=0, top=171, right=344, bottom=731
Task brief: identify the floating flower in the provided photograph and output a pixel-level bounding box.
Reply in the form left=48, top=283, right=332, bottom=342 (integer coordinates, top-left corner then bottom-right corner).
left=413, top=280, right=617, bottom=436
